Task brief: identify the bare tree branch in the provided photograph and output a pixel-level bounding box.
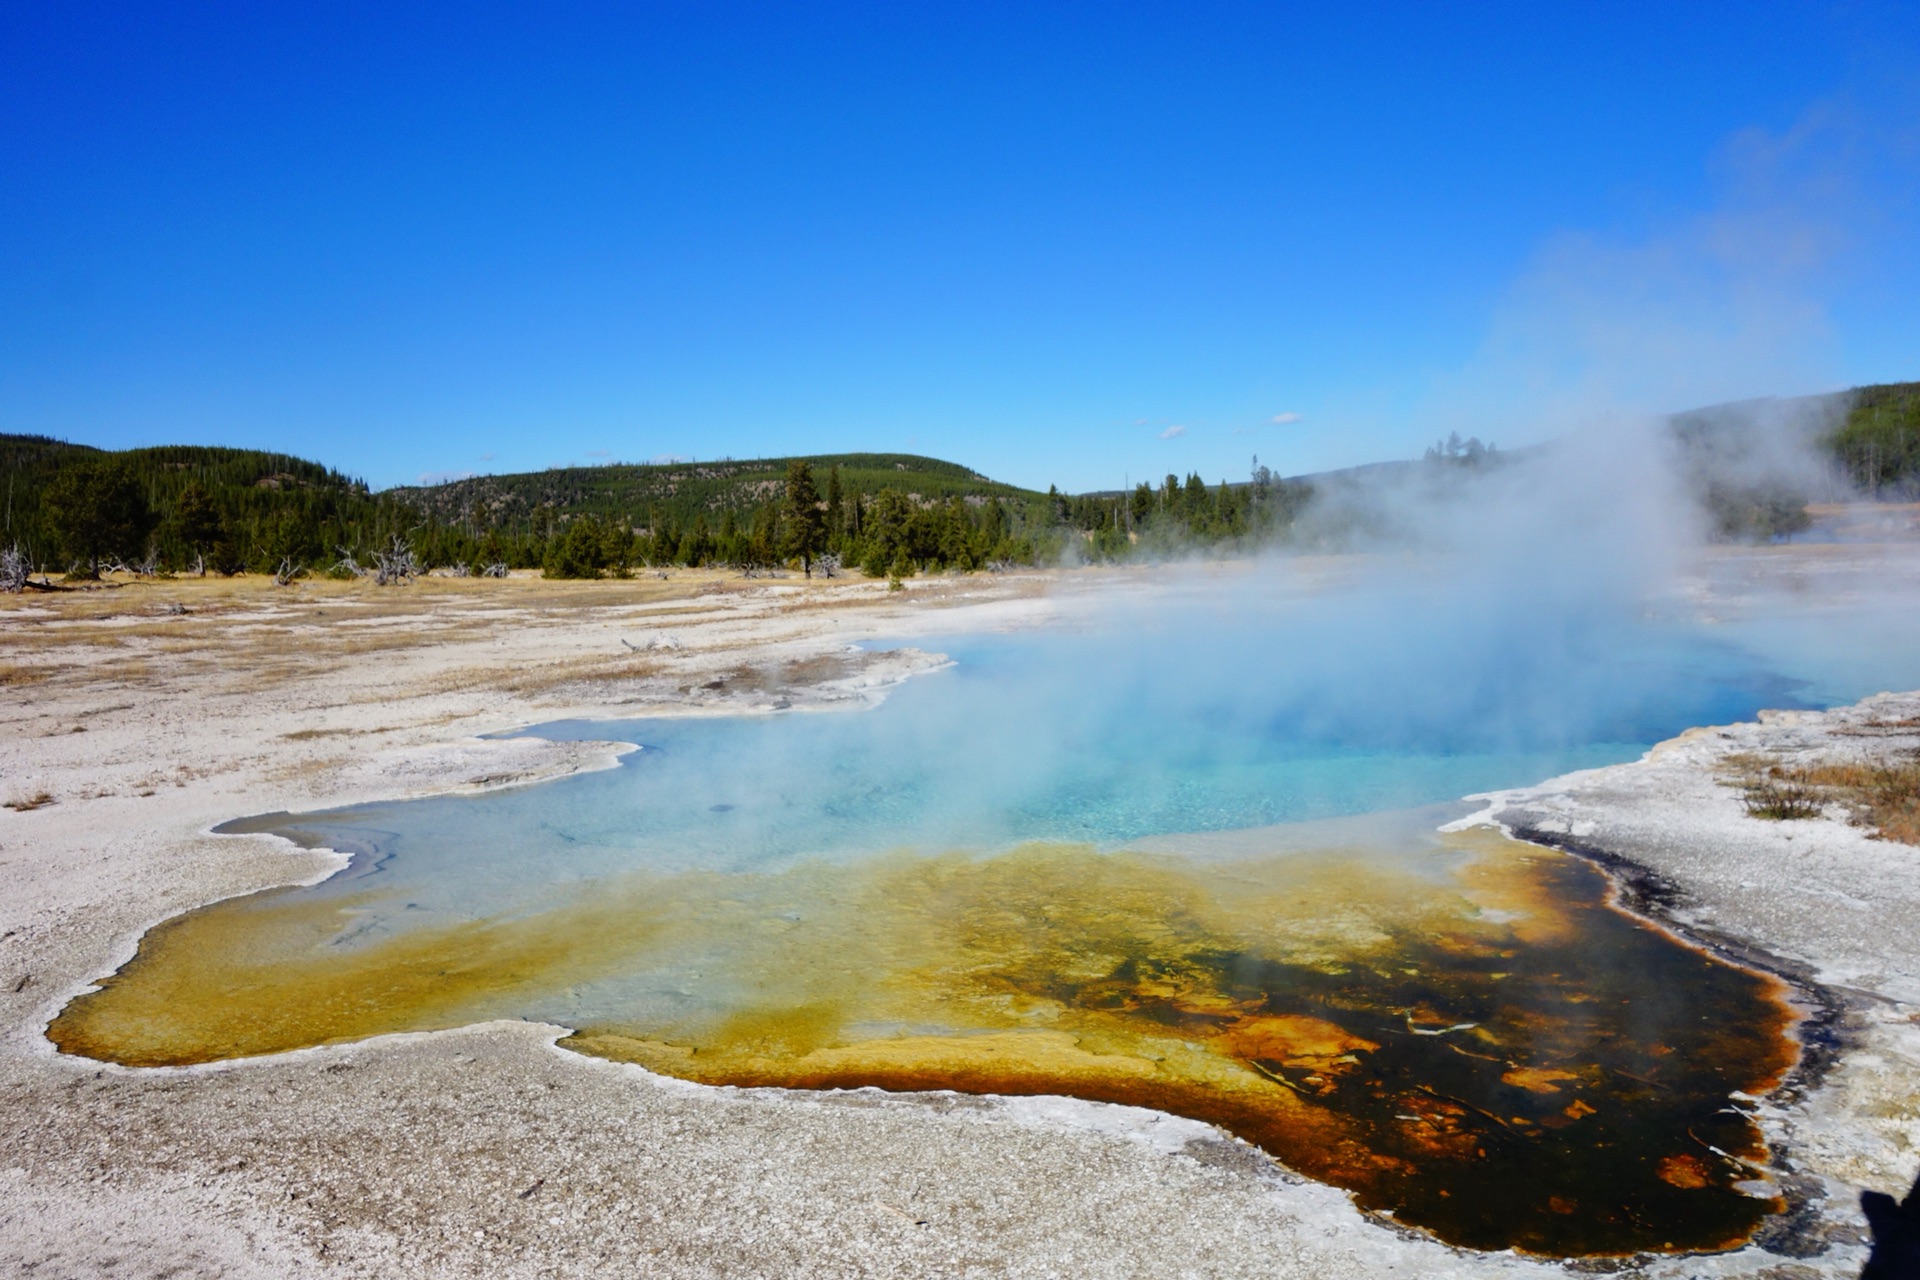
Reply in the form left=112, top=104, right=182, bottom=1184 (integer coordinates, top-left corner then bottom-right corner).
left=373, top=536, right=421, bottom=586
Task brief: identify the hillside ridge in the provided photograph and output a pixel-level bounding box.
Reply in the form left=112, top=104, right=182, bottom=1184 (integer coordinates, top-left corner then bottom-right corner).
left=385, top=451, right=1038, bottom=536
left=4, top=379, right=1915, bottom=577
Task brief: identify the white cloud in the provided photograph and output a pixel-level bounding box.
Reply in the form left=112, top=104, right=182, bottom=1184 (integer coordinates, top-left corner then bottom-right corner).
left=586, top=449, right=612, bottom=459
left=1272, top=412, right=1303, bottom=425
left=1159, top=425, right=1188, bottom=439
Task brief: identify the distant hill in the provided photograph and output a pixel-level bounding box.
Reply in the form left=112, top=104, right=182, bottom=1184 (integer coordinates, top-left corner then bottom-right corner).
left=1661, top=380, right=1920, bottom=536
left=0, top=440, right=1054, bottom=577
left=5, top=379, right=1915, bottom=577
left=1062, top=381, right=1919, bottom=551
left=388, top=452, right=1042, bottom=537
left=1, top=436, right=371, bottom=506
left=1, top=435, right=411, bottom=574
left=1280, top=382, right=1920, bottom=543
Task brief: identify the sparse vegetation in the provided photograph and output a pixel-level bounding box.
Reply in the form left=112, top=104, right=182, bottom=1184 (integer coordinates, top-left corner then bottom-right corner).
left=1739, top=779, right=1826, bottom=821
left=1699, top=483, right=1814, bottom=542
left=1791, top=760, right=1920, bottom=845
left=1722, top=750, right=1920, bottom=842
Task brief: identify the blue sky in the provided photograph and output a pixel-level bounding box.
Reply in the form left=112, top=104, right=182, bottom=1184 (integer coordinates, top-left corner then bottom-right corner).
left=3, top=3, right=1916, bottom=492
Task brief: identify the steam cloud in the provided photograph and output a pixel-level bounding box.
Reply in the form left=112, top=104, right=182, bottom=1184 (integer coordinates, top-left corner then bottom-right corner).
left=476, top=98, right=1920, bottom=876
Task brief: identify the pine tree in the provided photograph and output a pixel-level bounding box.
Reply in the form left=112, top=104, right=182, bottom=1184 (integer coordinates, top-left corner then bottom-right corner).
left=43, top=460, right=154, bottom=577
left=781, top=459, right=826, bottom=576
left=824, top=465, right=844, bottom=539
left=1130, top=482, right=1154, bottom=528
left=748, top=503, right=779, bottom=568
left=169, top=480, right=226, bottom=574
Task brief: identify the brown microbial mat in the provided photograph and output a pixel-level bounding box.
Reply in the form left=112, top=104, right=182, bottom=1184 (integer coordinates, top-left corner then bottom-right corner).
left=51, top=827, right=1797, bottom=1256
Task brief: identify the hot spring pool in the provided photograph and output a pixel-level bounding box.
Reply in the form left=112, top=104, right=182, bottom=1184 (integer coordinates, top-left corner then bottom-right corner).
left=50, top=568, right=1920, bottom=1255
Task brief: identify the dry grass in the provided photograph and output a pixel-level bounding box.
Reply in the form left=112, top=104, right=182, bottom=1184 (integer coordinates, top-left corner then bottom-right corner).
left=413, top=653, right=668, bottom=699
left=4, top=791, right=55, bottom=812
left=7, top=581, right=759, bottom=705
left=779, top=653, right=855, bottom=685
left=1720, top=752, right=1920, bottom=843
left=1792, top=760, right=1920, bottom=845
left=261, top=754, right=356, bottom=788
left=0, top=661, right=53, bottom=687
left=280, top=726, right=385, bottom=741
left=1835, top=716, right=1920, bottom=737
left=500, top=656, right=667, bottom=697
left=0, top=567, right=997, bottom=722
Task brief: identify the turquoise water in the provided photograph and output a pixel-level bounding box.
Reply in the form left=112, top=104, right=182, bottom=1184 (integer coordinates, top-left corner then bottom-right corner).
left=236, top=568, right=1920, bottom=936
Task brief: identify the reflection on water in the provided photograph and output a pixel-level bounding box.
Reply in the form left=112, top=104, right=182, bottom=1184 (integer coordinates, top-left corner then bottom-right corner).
left=53, top=827, right=1793, bottom=1255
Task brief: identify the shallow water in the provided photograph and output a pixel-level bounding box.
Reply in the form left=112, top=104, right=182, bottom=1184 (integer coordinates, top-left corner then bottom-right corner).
left=57, top=827, right=1794, bottom=1254
left=50, top=566, right=1920, bottom=1255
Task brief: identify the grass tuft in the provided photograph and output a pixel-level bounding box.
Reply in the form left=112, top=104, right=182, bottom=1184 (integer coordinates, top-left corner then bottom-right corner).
left=1740, top=781, right=1825, bottom=821
left=1720, top=752, right=1920, bottom=843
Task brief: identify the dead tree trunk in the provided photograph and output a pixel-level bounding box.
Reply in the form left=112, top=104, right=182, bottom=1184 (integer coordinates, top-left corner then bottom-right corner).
left=373, top=537, right=421, bottom=586
left=0, top=545, right=27, bottom=594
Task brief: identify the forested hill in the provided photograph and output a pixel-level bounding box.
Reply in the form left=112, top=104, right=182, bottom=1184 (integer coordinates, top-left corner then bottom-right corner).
left=1825, top=381, right=1920, bottom=497
left=1, top=434, right=366, bottom=497
left=5, top=379, right=1917, bottom=580
left=0, top=438, right=1059, bottom=579
left=1, top=434, right=413, bottom=574
left=388, top=452, right=1040, bottom=535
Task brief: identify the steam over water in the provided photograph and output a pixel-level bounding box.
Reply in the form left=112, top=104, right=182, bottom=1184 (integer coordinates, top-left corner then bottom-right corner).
left=52, top=549, right=1920, bottom=1255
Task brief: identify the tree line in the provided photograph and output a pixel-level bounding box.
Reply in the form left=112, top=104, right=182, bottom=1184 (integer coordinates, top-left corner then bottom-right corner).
left=21, top=379, right=1913, bottom=584
left=535, top=460, right=1047, bottom=579
left=1048, top=459, right=1315, bottom=562
left=1, top=437, right=420, bottom=579
left=1829, top=382, right=1920, bottom=498
left=4, top=437, right=1319, bottom=584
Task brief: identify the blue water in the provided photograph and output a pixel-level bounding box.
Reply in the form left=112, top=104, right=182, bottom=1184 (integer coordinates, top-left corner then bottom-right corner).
left=497, top=634, right=1791, bottom=864
left=246, top=566, right=1920, bottom=937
